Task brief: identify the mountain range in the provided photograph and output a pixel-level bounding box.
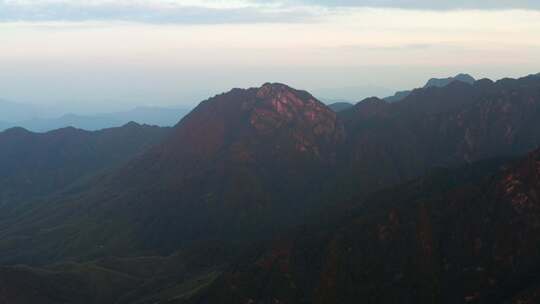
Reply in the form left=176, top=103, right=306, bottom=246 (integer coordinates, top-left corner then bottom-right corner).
left=0, top=105, right=190, bottom=132
left=384, top=73, right=476, bottom=103
left=0, top=74, right=476, bottom=133
left=326, top=73, right=477, bottom=109
left=1, top=72, right=540, bottom=303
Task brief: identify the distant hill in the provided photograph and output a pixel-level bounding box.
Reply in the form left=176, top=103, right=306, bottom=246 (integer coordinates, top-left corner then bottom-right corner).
left=382, top=90, right=411, bottom=103
left=9, top=114, right=123, bottom=132
left=314, top=85, right=393, bottom=102
left=384, top=73, right=476, bottom=103
left=424, top=73, right=476, bottom=88
left=101, top=106, right=189, bottom=127
left=327, top=101, right=354, bottom=112
left=0, top=106, right=190, bottom=132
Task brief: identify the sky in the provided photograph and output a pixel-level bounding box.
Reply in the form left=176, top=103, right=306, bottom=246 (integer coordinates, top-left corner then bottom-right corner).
left=1, top=0, right=540, bottom=113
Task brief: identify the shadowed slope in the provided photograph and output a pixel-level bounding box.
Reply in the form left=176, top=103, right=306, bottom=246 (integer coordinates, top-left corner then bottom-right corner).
left=193, top=149, right=540, bottom=304
left=0, top=123, right=170, bottom=207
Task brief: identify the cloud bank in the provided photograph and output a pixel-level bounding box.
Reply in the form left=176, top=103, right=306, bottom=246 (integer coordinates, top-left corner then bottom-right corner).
left=301, top=0, right=540, bottom=10
left=1, top=0, right=539, bottom=24
left=0, top=0, right=320, bottom=24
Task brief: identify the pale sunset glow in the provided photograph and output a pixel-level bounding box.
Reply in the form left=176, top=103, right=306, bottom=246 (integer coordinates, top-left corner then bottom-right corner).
left=1, top=0, right=539, bottom=109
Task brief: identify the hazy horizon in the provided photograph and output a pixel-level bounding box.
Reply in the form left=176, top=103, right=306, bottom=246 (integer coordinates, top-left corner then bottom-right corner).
left=1, top=0, right=540, bottom=113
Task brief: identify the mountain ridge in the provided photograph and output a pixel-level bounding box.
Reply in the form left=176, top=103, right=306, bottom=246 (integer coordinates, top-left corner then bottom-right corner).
left=0, top=122, right=171, bottom=212
left=384, top=73, right=476, bottom=103
left=0, top=106, right=190, bottom=132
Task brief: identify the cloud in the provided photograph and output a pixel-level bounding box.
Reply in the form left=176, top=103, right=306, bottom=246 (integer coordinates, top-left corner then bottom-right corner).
left=0, top=0, right=539, bottom=24
left=292, top=0, right=540, bottom=10
left=0, top=0, right=320, bottom=24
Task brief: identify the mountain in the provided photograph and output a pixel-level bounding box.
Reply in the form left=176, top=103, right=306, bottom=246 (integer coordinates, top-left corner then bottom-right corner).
left=0, top=83, right=344, bottom=265
left=327, top=101, right=354, bottom=112
left=3, top=74, right=540, bottom=302
left=339, top=75, right=540, bottom=198
left=383, top=90, right=411, bottom=103
left=3, top=75, right=540, bottom=265
left=8, top=114, right=123, bottom=132
left=0, top=106, right=190, bottom=132
left=424, top=73, right=476, bottom=88
left=0, top=122, right=171, bottom=208
left=384, top=73, right=476, bottom=103
left=192, top=149, right=540, bottom=304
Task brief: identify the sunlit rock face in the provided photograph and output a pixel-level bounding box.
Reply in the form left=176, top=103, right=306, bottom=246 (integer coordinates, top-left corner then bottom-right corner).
left=154, top=83, right=343, bottom=169
left=249, top=83, right=343, bottom=158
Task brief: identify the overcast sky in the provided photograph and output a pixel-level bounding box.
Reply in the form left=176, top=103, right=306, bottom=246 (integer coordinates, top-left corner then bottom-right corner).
left=1, top=0, right=540, bottom=112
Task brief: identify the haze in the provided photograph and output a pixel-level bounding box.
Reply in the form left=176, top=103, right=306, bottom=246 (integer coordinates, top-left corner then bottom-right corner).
left=1, top=0, right=540, bottom=113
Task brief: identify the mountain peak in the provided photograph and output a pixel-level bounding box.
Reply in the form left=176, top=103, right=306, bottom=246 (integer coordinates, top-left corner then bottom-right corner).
left=163, top=83, right=343, bottom=164
left=248, top=83, right=339, bottom=138
left=424, top=73, right=476, bottom=88
left=257, top=82, right=290, bottom=96
left=385, top=73, right=477, bottom=103
left=122, top=121, right=141, bottom=128
left=455, top=73, right=475, bottom=81
left=255, top=83, right=308, bottom=104
left=2, top=126, right=31, bottom=136
left=256, top=82, right=312, bottom=103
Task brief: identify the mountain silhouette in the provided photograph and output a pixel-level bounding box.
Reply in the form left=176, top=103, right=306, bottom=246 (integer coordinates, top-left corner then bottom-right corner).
left=0, top=106, right=190, bottom=132
left=384, top=73, right=476, bottom=103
